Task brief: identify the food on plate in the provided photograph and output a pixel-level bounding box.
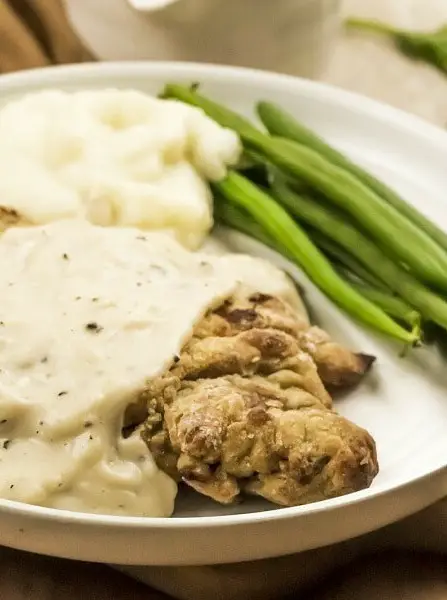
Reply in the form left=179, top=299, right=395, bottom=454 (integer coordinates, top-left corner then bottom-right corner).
left=142, top=291, right=378, bottom=506
left=216, top=200, right=421, bottom=333
left=215, top=172, right=417, bottom=344
left=163, top=83, right=447, bottom=347
left=271, top=179, right=447, bottom=331
left=257, top=100, right=447, bottom=252
left=200, top=290, right=374, bottom=390
left=0, top=87, right=400, bottom=516
left=163, top=85, right=447, bottom=290
left=0, top=217, right=377, bottom=515
left=0, top=89, right=240, bottom=249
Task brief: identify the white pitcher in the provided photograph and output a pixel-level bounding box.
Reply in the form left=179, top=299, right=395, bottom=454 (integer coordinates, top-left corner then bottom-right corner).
left=68, top=0, right=341, bottom=78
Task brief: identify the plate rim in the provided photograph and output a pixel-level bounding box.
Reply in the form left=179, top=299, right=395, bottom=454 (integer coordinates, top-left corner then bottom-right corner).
left=0, top=61, right=446, bottom=147
left=0, top=60, right=445, bottom=531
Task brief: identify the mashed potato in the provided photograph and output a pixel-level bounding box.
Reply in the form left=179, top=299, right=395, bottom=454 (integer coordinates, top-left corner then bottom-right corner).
left=0, top=89, right=241, bottom=249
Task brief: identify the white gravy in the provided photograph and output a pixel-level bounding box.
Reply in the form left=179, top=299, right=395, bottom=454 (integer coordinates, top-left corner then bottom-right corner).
left=0, top=220, right=302, bottom=517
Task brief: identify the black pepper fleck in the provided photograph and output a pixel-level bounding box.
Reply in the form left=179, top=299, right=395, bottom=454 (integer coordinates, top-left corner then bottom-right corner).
left=3, top=440, right=11, bottom=449
left=0, top=419, right=7, bottom=425
left=62, top=253, right=69, bottom=260
left=84, top=421, right=93, bottom=429
left=0, top=321, right=4, bottom=326
left=41, top=356, right=48, bottom=364
left=92, top=297, right=99, bottom=302
left=172, top=355, right=180, bottom=364
left=9, top=484, right=14, bottom=489
left=19, top=528, right=24, bottom=533
left=75, top=296, right=81, bottom=301
left=57, top=391, right=68, bottom=397
left=85, top=322, right=103, bottom=333
left=136, top=282, right=142, bottom=287
left=39, top=421, right=44, bottom=426
left=89, top=435, right=93, bottom=441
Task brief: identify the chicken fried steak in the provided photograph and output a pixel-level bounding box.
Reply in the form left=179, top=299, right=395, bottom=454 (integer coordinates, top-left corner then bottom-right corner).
left=141, top=292, right=378, bottom=507
left=215, top=292, right=375, bottom=390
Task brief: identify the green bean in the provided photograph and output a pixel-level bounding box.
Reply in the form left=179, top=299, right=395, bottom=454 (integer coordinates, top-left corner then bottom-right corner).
left=216, top=200, right=417, bottom=325
left=335, top=265, right=421, bottom=330
left=162, top=85, right=447, bottom=289
left=308, top=229, right=389, bottom=291
left=303, top=230, right=420, bottom=326
left=216, top=199, right=379, bottom=289
left=214, top=172, right=418, bottom=344
left=217, top=183, right=422, bottom=343
left=272, top=178, right=447, bottom=331
left=214, top=198, right=274, bottom=248
left=218, top=202, right=418, bottom=327
left=257, top=137, right=447, bottom=290
left=257, top=101, right=447, bottom=253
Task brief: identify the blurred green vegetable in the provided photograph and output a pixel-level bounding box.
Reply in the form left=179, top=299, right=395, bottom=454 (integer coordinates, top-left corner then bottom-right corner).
left=346, top=18, right=447, bottom=76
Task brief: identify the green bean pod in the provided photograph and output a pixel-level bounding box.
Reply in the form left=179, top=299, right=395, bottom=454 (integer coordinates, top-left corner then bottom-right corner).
left=257, top=136, right=447, bottom=290
left=335, top=265, right=421, bottom=330
left=217, top=200, right=421, bottom=336
left=308, top=230, right=389, bottom=291
left=272, top=178, right=447, bottom=331
left=214, top=198, right=274, bottom=248
left=257, top=101, right=447, bottom=253
left=214, top=172, right=418, bottom=344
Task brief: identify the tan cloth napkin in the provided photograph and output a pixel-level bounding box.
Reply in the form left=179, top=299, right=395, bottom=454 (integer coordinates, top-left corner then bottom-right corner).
left=0, top=0, right=94, bottom=73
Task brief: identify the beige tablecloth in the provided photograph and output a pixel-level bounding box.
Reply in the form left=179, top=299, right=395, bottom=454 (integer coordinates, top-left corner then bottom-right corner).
left=0, top=544, right=446, bottom=600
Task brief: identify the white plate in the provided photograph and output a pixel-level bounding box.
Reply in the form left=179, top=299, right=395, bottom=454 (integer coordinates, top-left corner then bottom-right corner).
left=0, top=62, right=446, bottom=566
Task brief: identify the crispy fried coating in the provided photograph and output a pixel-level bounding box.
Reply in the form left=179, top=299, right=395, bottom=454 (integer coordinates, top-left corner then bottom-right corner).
left=141, top=293, right=378, bottom=507
left=143, top=374, right=378, bottom=506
